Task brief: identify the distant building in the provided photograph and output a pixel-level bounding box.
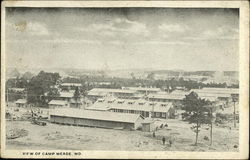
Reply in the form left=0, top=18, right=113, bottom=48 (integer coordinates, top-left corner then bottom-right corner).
left=57, top=91, right=74, bottom=102
left=15, top=99, right=27, bottom=107
left=123, top=87, right=161, bottom=94
left=141, top=119, right=155, bottom=132
left=9, top=88, right=25, bottom=92
left=87, top=89, right=108, bottom=101
left=216, top=103, right=239, bottom=121
left=48, top=100, right=69, bottom=109
left=69, top=99, right=82, bottom=108
left=200, top=87, right=239, bottom=95
left=191, top=87, right=239, bottom=102
left=60, top=83, right=82, bottom=91
left=147, top=93, right=185, bottom=104
left=50, top=108, right=144, bottom=130
left=87, top=88, right=138, bottom=101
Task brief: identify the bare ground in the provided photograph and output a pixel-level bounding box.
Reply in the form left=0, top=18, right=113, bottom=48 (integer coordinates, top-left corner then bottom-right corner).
left=6, top=119, right=239, bottom=151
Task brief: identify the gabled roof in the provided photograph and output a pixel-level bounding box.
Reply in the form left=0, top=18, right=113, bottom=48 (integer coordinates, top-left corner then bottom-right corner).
left=147, top=93, right=185, bottom=100
left=170, top=90, right=190, bottom=96
left=9, top=88, right=25, bottom=92
left=48, top=100, right=68, bottom=105
left=15, top=99, right=27, bottom=104
left=87, top=91, right=108, bottom=97
left=50, top=108, right=144, bottom=123
left=59, top=92, right=74, bottom=98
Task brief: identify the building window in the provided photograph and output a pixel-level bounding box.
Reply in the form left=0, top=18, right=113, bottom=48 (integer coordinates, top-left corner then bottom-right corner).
left=162, top=113, right=166, bottom=118
left=142, top=111, right=145, bottom=117
left=156, top=112, right=160, bottom=117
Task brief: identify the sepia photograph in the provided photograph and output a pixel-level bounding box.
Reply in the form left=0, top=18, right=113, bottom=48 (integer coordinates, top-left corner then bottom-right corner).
left=1, top=0, right=249, bottom=159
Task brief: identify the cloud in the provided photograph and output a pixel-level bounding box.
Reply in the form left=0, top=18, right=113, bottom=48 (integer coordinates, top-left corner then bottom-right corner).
left=184, top=26, right=238, bottom=41
left=74, top=18, right=149, bottom=37
left=27, top=22, right=49, bottom=35
left=101, top=39, right=191, bottom=46
left=204, top=26, right=238, bottom=39
left=114, top=18, right=149, bottom=35
left=158, top=24, right=189, bottom=33
left=6, top=38, right=101, bottom=44
left=147, top=41, right=190, bottom=45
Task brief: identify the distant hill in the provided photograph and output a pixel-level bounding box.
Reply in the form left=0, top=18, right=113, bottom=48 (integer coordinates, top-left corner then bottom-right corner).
left=6, top=66, right=238, bottom=79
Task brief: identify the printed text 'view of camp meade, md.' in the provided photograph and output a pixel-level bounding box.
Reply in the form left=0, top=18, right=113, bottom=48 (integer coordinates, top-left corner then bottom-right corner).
left=1, top=1, right=249, bottom=159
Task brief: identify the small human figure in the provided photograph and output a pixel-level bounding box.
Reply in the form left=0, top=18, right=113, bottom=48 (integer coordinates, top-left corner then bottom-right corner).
left=162, top=137, right=166, bottom=145
left=153, top=132, right=156, bottom=138
left=160, top=124, right=163, bottom=128
left=169, top=138, right=173, bottom=147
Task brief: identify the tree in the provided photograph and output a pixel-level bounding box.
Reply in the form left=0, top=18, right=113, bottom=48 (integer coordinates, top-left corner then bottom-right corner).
left=147, top=72, right=155, bottom=80
left=22, top=71, right=34, bottom=80
left=27, top=71, right=60, bottom=106
left=182, top=91, right=211, bottom=145
left=6, top=77, right=28, bottom=88
left=15, top=77, right=29, bottom=88
left=73, top=87, right=81, bottom=108
left=74, top=87, right=81, bottom=99
left=202, top=105, right=216, bottom=146
left=130, top=72, right=135, bottom=80
left=47, top=87, right=60, bottom=102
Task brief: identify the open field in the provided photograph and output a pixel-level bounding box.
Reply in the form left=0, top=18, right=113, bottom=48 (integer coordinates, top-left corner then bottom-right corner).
left=6, top=119, right=239, bottom=151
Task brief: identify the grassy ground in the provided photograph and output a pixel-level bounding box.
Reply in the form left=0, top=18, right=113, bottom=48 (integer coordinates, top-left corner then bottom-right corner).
left=6, top=118, right=239, bottom=151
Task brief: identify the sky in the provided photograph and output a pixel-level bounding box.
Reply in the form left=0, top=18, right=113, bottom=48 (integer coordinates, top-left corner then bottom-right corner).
left=5, top=8, right=239, bottom=71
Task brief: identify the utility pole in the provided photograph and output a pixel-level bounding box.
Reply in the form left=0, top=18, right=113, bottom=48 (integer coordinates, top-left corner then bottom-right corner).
left=210, top=107, right=213, bottom=146
left=151, top=97, right=155, bottom=120
left=233, top=98, right=236, bottom=128
left=6, top=88, right=9, bottom=107
left=152, top=102, right=155, bottom=119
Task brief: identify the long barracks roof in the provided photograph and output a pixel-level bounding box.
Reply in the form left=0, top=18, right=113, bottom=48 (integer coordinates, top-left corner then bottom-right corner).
left=61, top=83, right=82, bottom=87
left=86, top=98, right=173, bottom=112
left=191, top=89, right=232, bottom=98
left=50, top=108, right=143, bottom=123
left=147, top=92, right=217, bottom=102
left=88, top=88, right=136, bottom=94
left=147, top=93, right=185, bottom=100
left=191, top=88, right=239, bottom=95
left=124, top=87, right=161, bottom=92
